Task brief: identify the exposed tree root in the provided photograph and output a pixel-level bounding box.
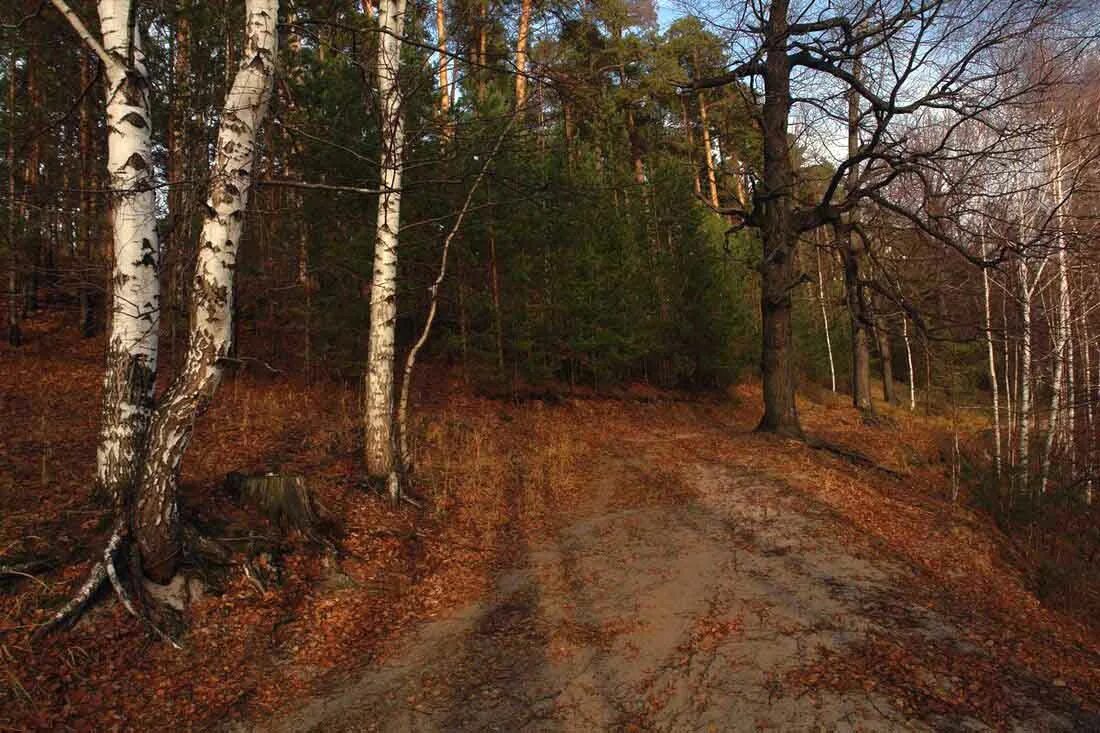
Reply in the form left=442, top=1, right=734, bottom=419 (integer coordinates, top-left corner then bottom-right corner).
left=32, top=518, right=181, bottom=648
left=0, top=560, right=50, bottom=585
left=807, top=438, right=905, bottom=479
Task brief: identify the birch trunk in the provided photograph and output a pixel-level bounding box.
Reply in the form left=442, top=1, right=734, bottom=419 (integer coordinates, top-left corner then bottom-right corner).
left=903, top=316, right=915, bottom=411
left=1003, top=289, right=1014, bottom=469
left=133, top=0, right=278, bottom=581
left=1018, top=257, right=1033, bottom=481
left=815, top=243, right=836, bottom=392
left=1041, top=137, right=1069, bottom=495
left=365, top=0, right=408, bottom=482
left=1082, top=293, right=1094, bottom=503
left=93, top=0, right=162, bottom=506
left=981, top=230, right=1002, bottom=478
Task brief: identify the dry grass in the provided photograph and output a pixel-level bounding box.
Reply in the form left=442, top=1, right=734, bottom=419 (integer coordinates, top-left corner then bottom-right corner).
left=2, top=319, right=1099, bottom=729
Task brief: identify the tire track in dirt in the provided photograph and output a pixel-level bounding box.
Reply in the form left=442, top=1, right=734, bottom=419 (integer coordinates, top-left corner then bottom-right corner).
left=247, top=437, right=1092, bottom=732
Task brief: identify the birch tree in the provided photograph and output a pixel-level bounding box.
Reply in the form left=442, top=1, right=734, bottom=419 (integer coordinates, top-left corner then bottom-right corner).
left=365, top=0, right=409, bottom=488
left=133, top=0, right=279, bottom=581
left=48, top=0, right=162, bottom=506
left=1040, top=126, right=1071, bottom=494
left=45, top=0, right=279, bottom=599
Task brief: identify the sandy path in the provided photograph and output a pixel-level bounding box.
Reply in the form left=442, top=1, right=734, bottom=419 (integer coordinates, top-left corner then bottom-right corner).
left=253, top=446, right=1092, bottom=732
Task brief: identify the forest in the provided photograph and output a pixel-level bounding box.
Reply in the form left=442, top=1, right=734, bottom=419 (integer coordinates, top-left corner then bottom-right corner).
left=3, top=0, right=1100, bottom=729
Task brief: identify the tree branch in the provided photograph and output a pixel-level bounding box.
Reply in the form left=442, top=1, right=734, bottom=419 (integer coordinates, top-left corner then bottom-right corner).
left=48, top=0, right=121, bottom=73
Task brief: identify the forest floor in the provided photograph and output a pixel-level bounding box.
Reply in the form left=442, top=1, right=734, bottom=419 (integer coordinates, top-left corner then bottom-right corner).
left=3, top=315, right=1100, bottom=731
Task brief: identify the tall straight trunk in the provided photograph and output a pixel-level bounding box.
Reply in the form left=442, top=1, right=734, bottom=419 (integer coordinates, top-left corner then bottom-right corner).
left=476, top=0, right=487, bottom=103
left=981, top=230, right=1002, bottom=478
left=756, top=0, right=801, bottom=437
left=903, top=315, right=915, bottom=411
left=93, top=0, right=163, bottom=506
left=1018, top=258, right=1033, bottom=481
left=680, top=96, right=702, bottom=197
left=6, top=47, right=19, bottom=347
left=1041, top=136, right=1069, bottom=495
left=1003, top=288, right=1014, bottom=468
left=1082, top=290, right=1094, bottom=503
left=841, top=54, right=872, bottom=412
left=876, top=312, right=896, bottom=404
left=134, top=0, right=278, bottom=581
left=488, top=218, right=504, bottom=371
left=435, top=0, right=451, bottom=131
left=695, top=82, right=720, bottom=210
left=514, top=0, right=532, bottom=109
left=365, top=0, right=408, bottom=481
left=78, top=49, right=97, bottom=337
left=815, top=239, right=836, bottom=392
left=22, top=46, right=40, bottom=318
left=1066, top=278, right=1076, bottom=478
left=167, top=2, right=192, bottom=364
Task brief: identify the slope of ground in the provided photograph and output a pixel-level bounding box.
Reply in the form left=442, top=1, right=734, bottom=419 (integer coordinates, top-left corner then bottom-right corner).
left=2, top=318, right=1100, bottom=731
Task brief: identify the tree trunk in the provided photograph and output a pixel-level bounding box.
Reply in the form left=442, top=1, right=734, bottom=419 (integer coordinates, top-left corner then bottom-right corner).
left=696, top=84, right=720, bottom=210
left=815, top=238, right=836, bottom=392
left=364, top=0, right=408, bottom=482
left=680, top=96, right=702, bottom=197
left=514, top=0, right=532, bottom=109
left=435, top=0, right=451, bottom=134
left=981, top=229, right=1002, bottom=478
left=6, top=47, right=20, bottom=347
left=876, top=312, right=896, bottom=404
left=842, top=232, right=873, bottom=411
left=1003, top=287, right=1014, bottom=469
left=1018, top=258, right=1033, bottom=482
left=840, top=53, right=872, bottom=413
left=78, top=49, right=97, bottom=337
left=133, top=0, right=278, bottom=582
left=756, top=0, right=801, bottom=437
left=1082, top=284, right=1094, bottom=503
left=95, top=0, right=162, bottom=507
left=1040, top=146, right=1070, bottom=495
left=903, top=316, right=915, bottom=411
left=166, top=2, right=193, bottom=365
left=476, top=0, right=487, bottom=103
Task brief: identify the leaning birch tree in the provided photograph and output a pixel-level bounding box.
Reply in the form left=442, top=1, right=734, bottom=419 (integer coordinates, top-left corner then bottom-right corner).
left=365, top=0, right=409, bottom=490
left=133, top=0, right=279, bottom=581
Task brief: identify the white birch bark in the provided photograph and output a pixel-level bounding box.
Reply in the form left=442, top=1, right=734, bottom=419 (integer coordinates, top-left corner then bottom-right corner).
left=87, top=1, right=161, bottom=505
left=981, top=228, right=1002, bottom=478
left=1003, top=289, right=1014, bottom=469
left=365, top=0, right=408, bottom=482
left=1019, top=256, right=1033, bottom=481
left=815, top=244, right=836, bottom=393
left=1041, top=134, right=1070, bottom=495
left=1081, top=298, right=1093, bottom=503
left=133, top=0, right=278, bottom=581
left=903, top=316, right=915, bottom=411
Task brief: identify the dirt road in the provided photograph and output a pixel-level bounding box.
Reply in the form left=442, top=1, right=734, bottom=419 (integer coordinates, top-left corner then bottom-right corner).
left=254, top=443, right=1096, bottom=732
